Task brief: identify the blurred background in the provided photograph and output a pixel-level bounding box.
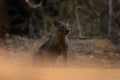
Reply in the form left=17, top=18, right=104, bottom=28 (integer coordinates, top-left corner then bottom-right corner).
left=0, top=0, right=120, bottom=68
left=0, top=0, right=120, bottom=38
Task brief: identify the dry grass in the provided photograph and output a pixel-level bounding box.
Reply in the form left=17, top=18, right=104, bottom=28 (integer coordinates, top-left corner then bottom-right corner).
left=0, top=38, right=120, bottom=67
left=0, top=38, right=120, bottom=80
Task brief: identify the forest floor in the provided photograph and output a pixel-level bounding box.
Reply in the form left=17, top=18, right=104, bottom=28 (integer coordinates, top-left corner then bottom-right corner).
left=0, top=37, right=120, bottom=68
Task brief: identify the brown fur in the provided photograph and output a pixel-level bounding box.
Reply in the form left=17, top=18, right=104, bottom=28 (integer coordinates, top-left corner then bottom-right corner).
left=33, top=20, right=70, bottom=67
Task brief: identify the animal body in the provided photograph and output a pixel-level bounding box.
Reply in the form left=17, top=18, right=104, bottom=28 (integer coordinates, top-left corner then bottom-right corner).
left=33, top=20, right=70, bottom=67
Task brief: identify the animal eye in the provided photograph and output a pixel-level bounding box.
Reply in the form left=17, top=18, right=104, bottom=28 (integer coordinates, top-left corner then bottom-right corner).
left=61, top=26, right=64, bottom=28
left=59, top=25, right=64, bottom=28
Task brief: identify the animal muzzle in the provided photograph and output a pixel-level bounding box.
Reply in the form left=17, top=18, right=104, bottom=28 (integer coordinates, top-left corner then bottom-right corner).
left=65, top=30, right=69, bottom=34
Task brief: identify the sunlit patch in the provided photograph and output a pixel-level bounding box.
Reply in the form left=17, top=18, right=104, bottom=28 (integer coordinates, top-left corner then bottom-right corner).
left=0, top=59, right=120, bottom=80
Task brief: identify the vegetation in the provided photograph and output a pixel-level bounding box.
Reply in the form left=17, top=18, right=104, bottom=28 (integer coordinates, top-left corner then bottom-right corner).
left=0, top=0, right=120, bottom=68
left=0, top=0, right=120, bottom=38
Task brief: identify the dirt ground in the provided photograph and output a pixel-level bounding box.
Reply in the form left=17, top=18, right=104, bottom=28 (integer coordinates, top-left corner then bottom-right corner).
left=0, top=38, right=120, bottom=80
left=0, top=38, right=120, bottom=68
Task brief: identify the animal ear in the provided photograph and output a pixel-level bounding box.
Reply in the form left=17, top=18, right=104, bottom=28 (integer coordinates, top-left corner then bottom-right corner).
left=67, top=20, right=72, bottom=25
left=54, top=20, right=60, bottom=26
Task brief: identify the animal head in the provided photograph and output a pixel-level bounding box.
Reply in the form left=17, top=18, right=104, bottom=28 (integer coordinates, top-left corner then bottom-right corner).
left=54, top=20, right=70, bottom=35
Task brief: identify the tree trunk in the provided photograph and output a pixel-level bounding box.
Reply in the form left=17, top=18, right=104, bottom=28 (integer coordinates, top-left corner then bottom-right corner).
left=108, top=0, right=112, bottom=36
left=0, top=0, right=10, bottom=38
left=75, top=7, right=82, bottom=37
